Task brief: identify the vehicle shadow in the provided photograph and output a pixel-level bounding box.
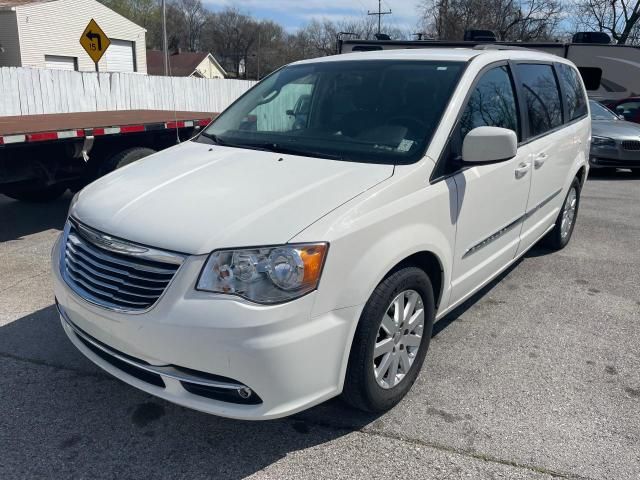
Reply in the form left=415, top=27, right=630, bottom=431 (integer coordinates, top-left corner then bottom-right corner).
left=0, top=304, right=382, bottom=479
left=587, top=168, right=640, bottom=181
left=0, top=193, right=71, bottom=242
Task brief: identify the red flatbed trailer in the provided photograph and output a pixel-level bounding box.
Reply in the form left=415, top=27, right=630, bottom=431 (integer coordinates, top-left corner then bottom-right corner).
left=0, top=110, right=216, bottom=202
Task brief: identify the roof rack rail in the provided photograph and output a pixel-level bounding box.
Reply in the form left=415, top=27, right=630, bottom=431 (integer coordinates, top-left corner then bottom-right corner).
left=472, top=44, right=532, bottom=51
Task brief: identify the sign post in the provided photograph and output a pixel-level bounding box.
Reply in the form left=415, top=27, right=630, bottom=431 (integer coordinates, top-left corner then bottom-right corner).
left=79, top=19, right=111, bottom=71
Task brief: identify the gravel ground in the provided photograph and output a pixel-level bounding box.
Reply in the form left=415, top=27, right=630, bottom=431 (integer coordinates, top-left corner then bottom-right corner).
left=0, top=169, right=638, bottom=479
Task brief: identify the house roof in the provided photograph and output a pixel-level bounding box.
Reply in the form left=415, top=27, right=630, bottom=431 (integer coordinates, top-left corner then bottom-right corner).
left=146, top=50, right=226, bottom=77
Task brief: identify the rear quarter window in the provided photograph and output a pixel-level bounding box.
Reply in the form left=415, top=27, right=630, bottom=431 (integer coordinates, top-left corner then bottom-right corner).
left=557, top=64, right=588, bottom=121
left=515, top=64, right=563, bottom=138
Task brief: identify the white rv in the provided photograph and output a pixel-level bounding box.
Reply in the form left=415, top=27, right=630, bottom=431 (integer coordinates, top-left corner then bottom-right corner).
left=338, top=38, right=640, bottom=101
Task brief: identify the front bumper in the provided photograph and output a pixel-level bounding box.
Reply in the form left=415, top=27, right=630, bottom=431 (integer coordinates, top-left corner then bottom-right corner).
left=52, top=234, right=362, bottom=420
left=590, top=145, right=640, bottom=168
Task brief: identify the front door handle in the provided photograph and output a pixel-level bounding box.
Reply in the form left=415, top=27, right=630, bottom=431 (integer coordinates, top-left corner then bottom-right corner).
left=534, top=153, right=548, bottom=169
left=515, top=162, right=530, bottom=179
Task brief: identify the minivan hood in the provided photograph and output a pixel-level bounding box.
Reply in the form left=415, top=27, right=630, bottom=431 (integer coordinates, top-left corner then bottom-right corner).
left=72, top=141, right=393, bottom=254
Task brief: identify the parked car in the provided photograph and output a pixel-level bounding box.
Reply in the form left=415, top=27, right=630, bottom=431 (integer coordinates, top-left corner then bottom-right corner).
left=52, top=48, right=590, bottom=420
left=590, top=100, right=640, bottom=172
left=602, top=97, right=640, bottom=124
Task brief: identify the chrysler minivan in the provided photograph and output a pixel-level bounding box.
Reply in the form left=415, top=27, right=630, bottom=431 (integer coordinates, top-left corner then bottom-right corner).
left=52, top=48, right=590, bottom=419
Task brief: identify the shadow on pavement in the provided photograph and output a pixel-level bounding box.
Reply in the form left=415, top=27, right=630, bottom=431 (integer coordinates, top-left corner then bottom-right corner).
left=588, top=168, right=640, bottom=181
left=0, top=304, right=380, bottom=479
left=0, top=193, right=71, bottom=242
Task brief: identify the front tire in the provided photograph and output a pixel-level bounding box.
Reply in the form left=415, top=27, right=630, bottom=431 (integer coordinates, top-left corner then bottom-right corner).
left=342, top=267, right=435, bottom=412
left=543, top=177, right=581, bottom=250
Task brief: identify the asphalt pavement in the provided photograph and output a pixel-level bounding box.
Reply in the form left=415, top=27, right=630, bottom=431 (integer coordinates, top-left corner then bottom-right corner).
left=0, top=169, right=638, bottom=479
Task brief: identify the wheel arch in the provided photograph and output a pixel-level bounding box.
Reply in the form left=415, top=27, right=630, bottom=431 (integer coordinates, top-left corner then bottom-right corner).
left=385, top=250, right=445, bottom=310
left=575, top=165, right=587, bottom=189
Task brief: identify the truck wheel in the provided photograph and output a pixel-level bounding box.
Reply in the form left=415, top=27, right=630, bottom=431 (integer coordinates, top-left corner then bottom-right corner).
left=103, top=147, right=156, bottom=174
left=341, top=267, right=435, bottom=413
left=3, top=184, right=67, bottom=203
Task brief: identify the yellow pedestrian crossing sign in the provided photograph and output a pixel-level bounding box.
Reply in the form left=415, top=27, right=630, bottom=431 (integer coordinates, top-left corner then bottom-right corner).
left=80, top=19, right=111, bottom=64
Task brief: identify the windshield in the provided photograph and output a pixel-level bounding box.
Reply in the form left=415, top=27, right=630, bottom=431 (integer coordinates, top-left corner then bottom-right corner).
left=198, top=60, right=465, bottom=164
left=589, top=100, right=618, bottom=121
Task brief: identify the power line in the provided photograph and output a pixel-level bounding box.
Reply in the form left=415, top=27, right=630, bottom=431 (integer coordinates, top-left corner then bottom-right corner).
left=368, top=0, right=392, bottom=35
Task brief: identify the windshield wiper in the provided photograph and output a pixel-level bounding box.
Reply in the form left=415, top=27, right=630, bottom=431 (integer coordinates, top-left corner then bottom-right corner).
left=198, top=133, right=272, bottom=152
left=198, top=131, right=225, bottom=145
left=244, top=142, right=343, bottom=160
left=199, top=134, right=342, bottom=160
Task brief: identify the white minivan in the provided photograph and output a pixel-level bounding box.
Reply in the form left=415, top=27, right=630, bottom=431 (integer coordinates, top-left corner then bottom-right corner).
left=52, top=48, right=590, bottom=420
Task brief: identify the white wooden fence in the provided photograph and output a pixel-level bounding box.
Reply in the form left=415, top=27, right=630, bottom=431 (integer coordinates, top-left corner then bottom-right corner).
left=0, top=67, right=256, bottom=116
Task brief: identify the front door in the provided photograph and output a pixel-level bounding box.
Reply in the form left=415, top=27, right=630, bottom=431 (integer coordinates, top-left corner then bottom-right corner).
left=448, top=64, right=532, bottom=306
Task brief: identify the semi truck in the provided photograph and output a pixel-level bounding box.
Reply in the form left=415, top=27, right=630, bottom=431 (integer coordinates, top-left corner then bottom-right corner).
left=0, top=110, right=213, bottom=202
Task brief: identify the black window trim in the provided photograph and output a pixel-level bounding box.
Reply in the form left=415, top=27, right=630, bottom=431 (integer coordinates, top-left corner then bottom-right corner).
left=430, top=60, right=522, bottom=184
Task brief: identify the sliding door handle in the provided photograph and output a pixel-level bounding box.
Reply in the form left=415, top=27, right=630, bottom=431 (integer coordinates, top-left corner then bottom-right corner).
left=534, top=153, right=548, bottom=169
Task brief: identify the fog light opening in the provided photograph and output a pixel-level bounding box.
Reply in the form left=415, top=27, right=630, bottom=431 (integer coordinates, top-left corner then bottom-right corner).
left=238, top=387, right=252, bottom=399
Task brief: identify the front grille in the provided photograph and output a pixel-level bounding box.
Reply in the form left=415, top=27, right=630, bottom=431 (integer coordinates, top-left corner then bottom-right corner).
left=61, top=220, right=182, bottom=311
left=622, top=140, right=640, bottom=151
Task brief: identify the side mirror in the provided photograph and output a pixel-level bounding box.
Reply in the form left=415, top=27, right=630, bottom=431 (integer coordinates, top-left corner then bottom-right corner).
left=462, top=126, right=518, bottom=164
left=618, top=115, right=626, bottom=121
left=286, top=109, right=295, bottom=116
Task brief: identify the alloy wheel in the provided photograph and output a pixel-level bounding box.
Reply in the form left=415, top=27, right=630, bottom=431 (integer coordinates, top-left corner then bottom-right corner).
left=372, top=289, right=425, bottom=389
left=560, top=187, right=577, bottom=239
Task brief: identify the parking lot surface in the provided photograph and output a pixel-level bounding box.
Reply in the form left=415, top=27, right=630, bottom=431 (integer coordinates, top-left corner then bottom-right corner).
left=1, top=170, right=639, bottom=479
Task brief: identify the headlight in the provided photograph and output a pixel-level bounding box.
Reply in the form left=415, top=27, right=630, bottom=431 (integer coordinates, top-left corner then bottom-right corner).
left=196, top=243, right=328, bottom=304
left=591, top=136, right=616, bottom=148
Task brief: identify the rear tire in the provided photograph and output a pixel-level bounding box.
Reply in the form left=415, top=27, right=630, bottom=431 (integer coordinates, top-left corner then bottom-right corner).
left=3, top=183, right=67, bottom=203
left=542, top=177, right=581, bottom=250
left=101, top=147, right=156, bottom=175
left=341, top=267, right=435, bottom=413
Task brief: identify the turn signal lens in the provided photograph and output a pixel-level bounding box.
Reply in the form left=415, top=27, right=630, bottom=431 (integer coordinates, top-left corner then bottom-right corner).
left=300, top=244, right=327, bottom=284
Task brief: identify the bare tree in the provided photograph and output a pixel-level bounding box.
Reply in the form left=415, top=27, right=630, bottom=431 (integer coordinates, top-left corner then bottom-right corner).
left=573, top=0, right=640, bottom=44
left=420, top=0, right=563, bottom=41
left=202, top=8, right=258, bottom=78
left=171, top=0, right=208, bottom=51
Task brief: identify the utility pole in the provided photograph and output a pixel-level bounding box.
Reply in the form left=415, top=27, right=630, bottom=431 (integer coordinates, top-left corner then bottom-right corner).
left=161, top=0, right=169, bottom=76
left=368, top=0, right=392, bottom=35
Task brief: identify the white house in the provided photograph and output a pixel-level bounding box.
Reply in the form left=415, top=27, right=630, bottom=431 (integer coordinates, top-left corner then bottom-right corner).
left=146, top=50, right=227, bottom=79
left=0, top=0, right=146, bottom=73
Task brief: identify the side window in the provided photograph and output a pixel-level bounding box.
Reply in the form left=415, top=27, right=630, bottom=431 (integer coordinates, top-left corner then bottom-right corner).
left=616, top=101, right=640, bottom=120
left=557, top=64, right=588, bottom=121
left=460, top=66, right=519, bottom=138
left=515, top=64, right=563, bottom=138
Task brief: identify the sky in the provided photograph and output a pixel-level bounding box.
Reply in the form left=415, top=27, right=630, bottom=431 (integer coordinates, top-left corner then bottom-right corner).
left=205, top=0, right=424, bottom=33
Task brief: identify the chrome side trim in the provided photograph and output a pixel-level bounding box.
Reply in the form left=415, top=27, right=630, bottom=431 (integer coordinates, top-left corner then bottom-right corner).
left=58, top=305, right=244, bottom=391
left=70, top=217, right=186, bottom=265
left=523, top=187, right=562, bottom=220
left=462, top=188, right=563, bottom=259
left=463, top=215, right=524, bottom=259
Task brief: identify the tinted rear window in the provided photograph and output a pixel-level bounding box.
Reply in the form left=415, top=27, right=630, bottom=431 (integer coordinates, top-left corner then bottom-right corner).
left=515, top=64, right=563, bottom=138
left=557, top=64, right=588, bottom=121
